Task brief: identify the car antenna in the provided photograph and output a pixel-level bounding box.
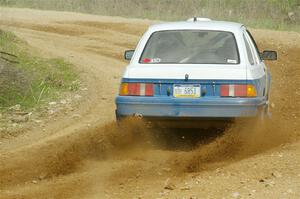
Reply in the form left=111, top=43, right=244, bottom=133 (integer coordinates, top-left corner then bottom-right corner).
left=193, top=17, right=197, bottom=22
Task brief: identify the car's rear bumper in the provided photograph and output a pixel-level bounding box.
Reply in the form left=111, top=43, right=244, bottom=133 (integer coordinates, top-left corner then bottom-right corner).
left=115, top=96, right=267, bottom=118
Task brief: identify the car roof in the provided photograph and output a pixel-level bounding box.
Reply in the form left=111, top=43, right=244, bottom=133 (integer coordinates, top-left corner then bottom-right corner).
left=148, top=20, right=244, bottom=33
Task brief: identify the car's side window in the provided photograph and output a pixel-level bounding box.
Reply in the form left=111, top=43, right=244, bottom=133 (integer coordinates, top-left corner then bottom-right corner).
left=244, top=31, right=260, bottom=65
left=243, top=34, right=254, bottom=65
left=246, top=30, right=262, bottom=62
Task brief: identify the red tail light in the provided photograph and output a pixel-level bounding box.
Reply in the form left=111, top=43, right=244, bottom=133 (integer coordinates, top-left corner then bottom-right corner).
left=234, top=85, right=247, bottom=96
left=145, top=83, right=154, bottom=96
left=128, top=83, right=140, bottom=96
left=221, top=84, right=257, bottom=97
left=120, top=83, right=154, bottom=96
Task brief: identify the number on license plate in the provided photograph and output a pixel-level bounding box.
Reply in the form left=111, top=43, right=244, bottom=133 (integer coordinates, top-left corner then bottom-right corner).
left=173, top=85, right=201, bottom=98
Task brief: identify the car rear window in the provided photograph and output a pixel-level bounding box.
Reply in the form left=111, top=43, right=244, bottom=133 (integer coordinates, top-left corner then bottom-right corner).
left=140, top=30, right=240, bottom=64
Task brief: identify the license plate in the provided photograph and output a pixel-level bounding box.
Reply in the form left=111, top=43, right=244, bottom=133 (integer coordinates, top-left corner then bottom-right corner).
left=173, top=84, right=201, bottom=98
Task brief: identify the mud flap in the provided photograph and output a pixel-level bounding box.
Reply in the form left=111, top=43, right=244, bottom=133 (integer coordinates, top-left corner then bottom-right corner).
left=258, top=103, right=272, bottom=123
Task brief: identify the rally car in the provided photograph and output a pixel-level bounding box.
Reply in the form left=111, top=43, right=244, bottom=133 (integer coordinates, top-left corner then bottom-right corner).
left=115, top=18, right=277, bottom=127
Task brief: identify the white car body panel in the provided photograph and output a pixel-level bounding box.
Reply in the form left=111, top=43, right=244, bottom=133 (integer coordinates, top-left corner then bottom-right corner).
left=124, top=64, right=247, bottom=80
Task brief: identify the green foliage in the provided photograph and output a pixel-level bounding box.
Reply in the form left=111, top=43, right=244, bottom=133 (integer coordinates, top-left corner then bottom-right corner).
left=0, top=30, right=78, bottom=110
left=0, top=0, right=299, bottom=31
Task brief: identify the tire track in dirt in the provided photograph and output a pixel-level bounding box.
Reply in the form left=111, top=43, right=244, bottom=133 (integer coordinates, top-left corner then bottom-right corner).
left=0, top=8, right=299, bottom=199
left=0, top=120, right=145, bottom=188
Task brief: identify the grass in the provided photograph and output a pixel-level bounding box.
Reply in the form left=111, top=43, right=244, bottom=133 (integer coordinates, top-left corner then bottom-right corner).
left=0, top=0, right=299, bottom=32
left=0, top=30, right=79, bottom=111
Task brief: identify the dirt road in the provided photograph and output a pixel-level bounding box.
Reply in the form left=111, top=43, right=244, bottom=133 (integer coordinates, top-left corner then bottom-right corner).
left=0, top=8, right=300, bottom=199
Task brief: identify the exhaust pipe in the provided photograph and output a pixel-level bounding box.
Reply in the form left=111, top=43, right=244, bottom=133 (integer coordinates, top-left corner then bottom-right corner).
left=133, top=113, right=143, bottom=119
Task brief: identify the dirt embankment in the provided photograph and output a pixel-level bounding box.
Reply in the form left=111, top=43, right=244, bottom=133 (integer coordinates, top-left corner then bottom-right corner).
left=0, top=8, right=299, bottom=199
